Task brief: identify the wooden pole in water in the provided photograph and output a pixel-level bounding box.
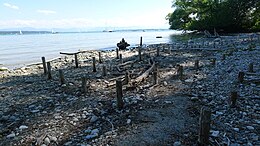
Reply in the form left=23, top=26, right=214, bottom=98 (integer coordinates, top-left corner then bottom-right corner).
left=41, top=57, right=47, bottom=74
left=198, top=107, right=211, bottom=146
left=92, top=57, right=96, bottom=72
left=59, top=69, right=65, bottom=84
left=116, top=48, right=119, bottom=59
left=47, top=62, right=52, bottom=80
left=98, top=52, right=102, bottom=63
left=140, top=36, right=143, bottom=47
left=81, top=77, right=87, bottom=93
left=74, top=53, right=79, bottom=68
left=116, top=80, right=124, bottom=109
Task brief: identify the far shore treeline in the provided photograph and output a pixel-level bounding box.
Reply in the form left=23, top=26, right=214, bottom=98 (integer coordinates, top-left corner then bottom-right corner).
left=166, top=0, right=260, bottom=33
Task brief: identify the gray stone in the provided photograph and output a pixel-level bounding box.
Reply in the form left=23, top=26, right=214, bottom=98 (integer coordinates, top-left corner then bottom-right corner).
left=173, top=141, right=181, bottom=146
left=90, top=115, right=98, bottom=123
left=246, top=126, right=254, bottom=130
left=6, top=133, right=15, bottom=138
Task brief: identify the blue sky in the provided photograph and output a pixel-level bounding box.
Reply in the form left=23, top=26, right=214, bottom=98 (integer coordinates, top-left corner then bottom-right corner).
left=0, top=0, right=173, bottom=30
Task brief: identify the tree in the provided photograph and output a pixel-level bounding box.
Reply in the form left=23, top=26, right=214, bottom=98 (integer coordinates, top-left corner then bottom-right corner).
left=167, top=0, right=260, bottom=32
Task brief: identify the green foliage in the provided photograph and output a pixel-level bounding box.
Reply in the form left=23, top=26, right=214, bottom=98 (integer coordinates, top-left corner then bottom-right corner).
left=167, top=0, right=260, bottom=32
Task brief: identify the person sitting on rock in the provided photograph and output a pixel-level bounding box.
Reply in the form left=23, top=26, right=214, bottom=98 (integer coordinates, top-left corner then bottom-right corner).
left=117, top=38, right=130, bottom=50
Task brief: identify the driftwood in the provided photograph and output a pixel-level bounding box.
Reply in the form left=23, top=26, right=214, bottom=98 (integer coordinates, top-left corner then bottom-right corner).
left=131, top=61, right=155, bottom=85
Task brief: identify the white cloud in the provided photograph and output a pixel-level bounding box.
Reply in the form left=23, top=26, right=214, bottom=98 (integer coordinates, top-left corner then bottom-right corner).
left=3, top=3, right=19, bottom=10
left=37, top=10, right=56, bottom=15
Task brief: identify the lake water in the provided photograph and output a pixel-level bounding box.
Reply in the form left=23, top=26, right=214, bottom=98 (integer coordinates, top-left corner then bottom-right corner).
left=0, top=29, right=184, bottom=69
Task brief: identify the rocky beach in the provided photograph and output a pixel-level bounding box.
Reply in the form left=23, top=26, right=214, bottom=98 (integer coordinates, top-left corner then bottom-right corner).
left=0, top=33, right=259, bottom=146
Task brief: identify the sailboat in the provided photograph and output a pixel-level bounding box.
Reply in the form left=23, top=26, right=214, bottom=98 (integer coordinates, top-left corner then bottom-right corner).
left=51, top=29, right=58, bottom=34
left=19, top=30, right=23, bottom=35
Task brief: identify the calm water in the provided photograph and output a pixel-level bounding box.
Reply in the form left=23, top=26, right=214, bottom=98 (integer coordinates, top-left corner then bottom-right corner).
left=0, top=30, right=184, bottom=69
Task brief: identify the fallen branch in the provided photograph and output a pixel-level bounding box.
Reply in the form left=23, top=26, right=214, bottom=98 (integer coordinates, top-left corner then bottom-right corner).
left=131, top=61, right=155, bottom=85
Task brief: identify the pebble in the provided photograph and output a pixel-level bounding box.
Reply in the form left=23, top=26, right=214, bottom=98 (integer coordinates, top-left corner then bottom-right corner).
left=6, top=133, right=15, bottom=138
left=91, top=129, right=99, bottom=135
left=233, top=128, right=239, bottom=132
left=19, top=125, right=28, bottom=130
left=173, top=141, right=181, bottom=146
left=90, top=115, right=98, bottom=123
left=246, top=126, right=254, bottom=130
left=127, top=119, right=131, bottom=124
left=44, top=137, right=50, bottom=145
left=49, top=136, right=58, bottom=142
left=211, top=130, right=220, bottom=137
left=191, top=97, right=199, bottom=101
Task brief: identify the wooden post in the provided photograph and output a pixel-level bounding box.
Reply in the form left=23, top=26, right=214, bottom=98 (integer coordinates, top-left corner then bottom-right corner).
left=47, top=62, right=52, bottom=80
left=153, top=65, right=158, bottom=85
left=116, top=48, right=119, bottom=59
left=168, top=46, right=172, bottom=54
left=41, top=57, right=47, bottom=74
left=81, top=77, right=87, bottom=93
left=102, top=65, right=107, bottom=76
left=140, top=36, right=143, bottom=47
left=230, top=91, right=238, bottom=107
left=238, top=72, right=244, bottom=83
left=156, top=48, right=160, bottom=57
left=124, top=71, right=129, bottom=84
left=98, top=52, right=102, bottom=63
left=198, top=107, right=211, bottom=146
left=138, top=47, right=142, bottom=61
left=248, top=63, right=253, bottom=73
left=116, top=80, right=124, bottom=109
left=74, top=53, right=79, bottom=68
left=59, top=69, right=65, bottom=84
left=177, top=65, right=183, bottom=79
left=92, top=57, right=96, bottom=72
left=194, top=60, right=199, bottom=70
left=119, top=54, right=123, bottom=64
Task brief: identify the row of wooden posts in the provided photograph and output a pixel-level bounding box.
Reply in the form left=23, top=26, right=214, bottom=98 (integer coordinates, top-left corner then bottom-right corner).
left=40, top=36, right=256, bottom=145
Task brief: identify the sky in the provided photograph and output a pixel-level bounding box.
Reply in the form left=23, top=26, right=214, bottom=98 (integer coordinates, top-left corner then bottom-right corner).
left=0, top=0, right=174, bottom=30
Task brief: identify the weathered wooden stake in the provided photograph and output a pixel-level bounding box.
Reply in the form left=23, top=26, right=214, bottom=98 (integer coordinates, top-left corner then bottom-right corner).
left=102, top=65, right=107, bottom=76
left=47, top=62, right=52, bottom=80
left=92, top=57, right=96, bottom=72
left=140, top=36, right=143, bottom=47
left=177, top=65, right=184, bottom=79
left=156, top=48, right=160, bottom=56
left=98, top=52, right=102, bottom=63
left=230, top=91, right=238, bottom=107
left=116, top=80, right=124, bottom=109
left=74, top=53, right=79, bottom=68
left=124, top=71, right=129, bottom=84
left=138, top=47, right=142, bottom=61
left=41, top=57, right=47, bottom=74
left=119, top=54, right=123, bottom=64
left=81, top=77, right=87, bottom=93
left=238, top=72, right=245, bottom=83
left=195, top=60, right=199, bottom=70
left=153, top=65, right=158, bottom=85
left=198, top=107, right=211, bottom=146
left=222, top=54, right=226, bottom=60
left=248, top=63, right=253, bottom=73
left=116, top=48, right=119, bottom=59
left=59, top=69, right=65, bottom=84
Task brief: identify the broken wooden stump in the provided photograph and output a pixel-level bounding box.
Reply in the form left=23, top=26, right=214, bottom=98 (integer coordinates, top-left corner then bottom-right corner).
left=194, top=60, right=199, bottom=70
left=41, top=57, right=47, bottom=74
left=222, top=54, right=226, bottom=60
left=116, top=80, right=124, bottom=109
left=177, top=65, right=184, bottom=79
left=98, top=52, right=102, bottom=63
left=230, top=91, right=238, bottom=107
left=140, top=36, right=142, bottom=47
left=138, top=47, right=142, bottom=61
left=81, top=77, right=87, bottom=93
left=156, top=48, right=160, bottom=57
left=211, top=58, right=216, bottom=66
left=198, top=107, right=211, bottom=146
left=116, top=48, right=119, bottom=59
left=92, top=57, right=97, bottom=72
left=74, top=54, right=79, bottom=68
left=119, top=54, right=123, bottom=64
left=59, top=69, right=65, bottom=85
left=124, top=71, right=130, bottom=85
left=153, top=64, right=158, bottom=85
left=238, top=72, right=245, bottom=83
left=47, top=62, right=52, bottom=80
left=102, top=65, right=107, bottom=77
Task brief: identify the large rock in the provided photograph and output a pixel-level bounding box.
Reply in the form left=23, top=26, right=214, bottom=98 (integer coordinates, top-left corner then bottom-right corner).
left=117, top=38, right=130, bottom=50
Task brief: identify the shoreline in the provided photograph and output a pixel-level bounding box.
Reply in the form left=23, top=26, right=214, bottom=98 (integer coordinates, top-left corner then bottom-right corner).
left=0, top=34, right=259, bottom=145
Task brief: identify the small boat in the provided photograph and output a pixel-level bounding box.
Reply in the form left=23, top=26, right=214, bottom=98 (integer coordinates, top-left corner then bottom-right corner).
left=156, top=36, right=162, bottom=38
